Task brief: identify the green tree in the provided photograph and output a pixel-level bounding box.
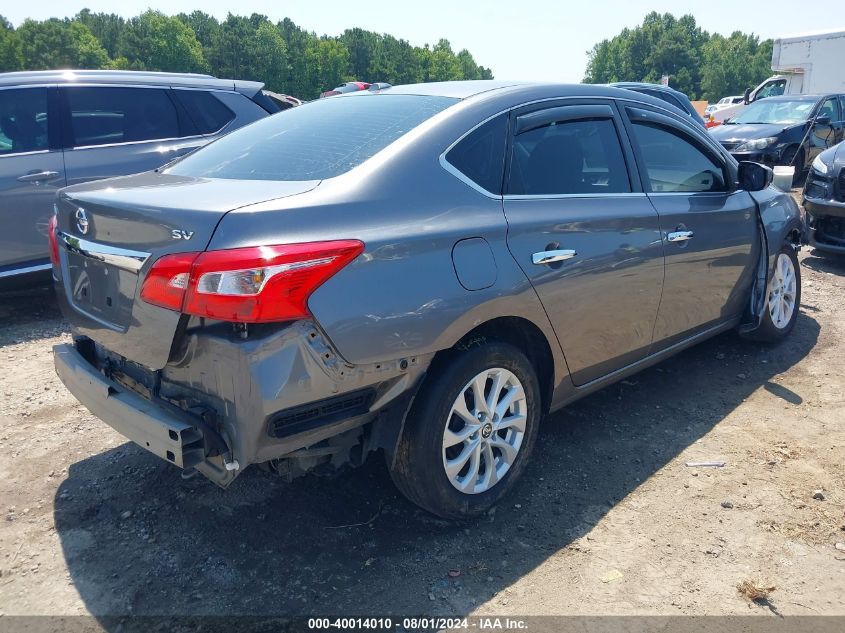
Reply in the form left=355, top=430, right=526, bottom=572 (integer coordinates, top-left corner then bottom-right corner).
left=176, top=11, right=220, bottom=52
left=208, top=14, right=288, bottom=90
left=341, top=27, right=378, bottom=80
left=5, top=10, right=494, bottom=98
left=456, top=49, right=482, bottom=80
left=304, top=37, right=350, bottom=98
left=426, top=39, right=462, bottom=81
left=18, top=18, right=109, bottom=69
left=74, top=10, right=125, bottom=58
left=700, top=33, right=772, bottom=102
left=0, top=15, right=23, bottom=72
left=585, top=11, right=776, bottom=102
left=278, top=18, right=315, bottom=98
left=117, top=10, right=208, bottom=73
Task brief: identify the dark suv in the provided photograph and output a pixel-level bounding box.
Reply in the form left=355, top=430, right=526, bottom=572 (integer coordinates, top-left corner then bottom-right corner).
left=0, top=70, right=280, bottom=285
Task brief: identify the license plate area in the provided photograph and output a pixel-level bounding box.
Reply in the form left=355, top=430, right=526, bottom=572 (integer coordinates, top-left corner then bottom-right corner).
left=65, top=251, right=138, bottom=329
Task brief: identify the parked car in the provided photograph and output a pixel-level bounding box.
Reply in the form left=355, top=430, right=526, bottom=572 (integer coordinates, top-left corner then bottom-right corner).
left=709, top=93, right=845, bottom=186
left=608, top=82, right=705, bottom=127
left=704, top=95, right=743, bottom=118
left=803, top=139, right=845, bottom=254
left=0, top=69, right=280, bottom=286
left=51, top=81, right=803, bottom=519
left=320, top=81, right=371, bottom=98
left=320, top=81, right=392, bottom=98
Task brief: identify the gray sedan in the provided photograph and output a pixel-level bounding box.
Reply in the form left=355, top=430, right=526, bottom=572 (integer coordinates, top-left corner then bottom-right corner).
left=50, top=81, right=804, bottom=518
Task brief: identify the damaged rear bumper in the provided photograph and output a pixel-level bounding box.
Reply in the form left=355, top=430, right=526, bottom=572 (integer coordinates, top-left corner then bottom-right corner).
left=53, top=320, right=430, bottom=487
left=53, top=343, right=211, bottom=472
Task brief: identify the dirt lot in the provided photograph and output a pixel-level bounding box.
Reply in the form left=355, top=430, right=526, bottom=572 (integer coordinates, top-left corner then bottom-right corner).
left=1, top=246, right=844, bottom=623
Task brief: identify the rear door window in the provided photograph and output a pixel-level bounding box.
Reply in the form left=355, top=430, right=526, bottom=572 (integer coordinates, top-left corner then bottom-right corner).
left=629, top=119, right=727, bottom=193
left=507, top=115, right=631, bottom=196
left=65, top=87, right=179, bottom=147
left=167, top=94, right=457, bottom=181
left=445, top=114, right=507, bottom=194
left=173, top=89, right=235, bottom=135
left=0, top=88, right=49, bottom=154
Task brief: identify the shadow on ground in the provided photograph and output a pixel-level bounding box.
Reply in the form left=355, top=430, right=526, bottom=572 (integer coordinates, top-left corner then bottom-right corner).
left=51, top=309, right=820, bottom=621
left=801, top=250, right=845, bottom=276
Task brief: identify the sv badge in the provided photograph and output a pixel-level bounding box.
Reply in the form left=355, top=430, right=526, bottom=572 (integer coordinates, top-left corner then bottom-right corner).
left=171, top=229, right=195, bottom=240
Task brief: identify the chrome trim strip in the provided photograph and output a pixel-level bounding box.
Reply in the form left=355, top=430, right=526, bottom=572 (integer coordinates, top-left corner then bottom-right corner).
left=68, top=134, right=205, bottom=152
left=0, top=263, right=52, bottom=279
left=0, top=148, right=54, bottom=159
left=503, top=192, right=648, bottom=201
left=438, top=154, right=501, bottom=199
left=57, top=230, right=150, bottom=272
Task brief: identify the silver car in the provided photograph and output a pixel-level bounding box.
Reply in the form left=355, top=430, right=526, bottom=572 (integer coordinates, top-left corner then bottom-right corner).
left=51, top=81, right=804, bottom=519
left=0, top=69, right=280, bottom=285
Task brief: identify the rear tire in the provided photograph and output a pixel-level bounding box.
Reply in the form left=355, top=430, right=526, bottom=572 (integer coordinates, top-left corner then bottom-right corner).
left=745, top=245, right=801, bottom=342
left=389, top=341, right=541, bottom=519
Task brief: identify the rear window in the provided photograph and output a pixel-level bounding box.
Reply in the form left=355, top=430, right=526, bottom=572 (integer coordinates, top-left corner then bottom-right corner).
left=166, top=94, right=457, bottom=181
left=173, top=89, right=235, bottom=134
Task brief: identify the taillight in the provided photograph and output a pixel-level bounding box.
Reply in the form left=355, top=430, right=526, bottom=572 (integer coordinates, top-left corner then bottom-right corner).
left=139, top=252, right=200, bottom=311
left=140, top=241, right=364, bottom=323
left=48, top=214, right=59, bottom=266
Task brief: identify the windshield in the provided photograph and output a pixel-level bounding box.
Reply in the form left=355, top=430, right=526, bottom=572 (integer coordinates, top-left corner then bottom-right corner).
left=731, top=99, right=814, bottom=125
left=167, top=94, right=458, bottom=181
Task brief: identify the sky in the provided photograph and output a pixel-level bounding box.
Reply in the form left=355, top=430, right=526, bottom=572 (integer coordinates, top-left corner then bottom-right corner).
left=3, top=0, right=840, bottom=82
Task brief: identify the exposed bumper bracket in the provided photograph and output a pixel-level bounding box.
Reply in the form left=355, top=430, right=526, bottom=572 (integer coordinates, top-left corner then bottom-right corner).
left=54, top=343, right=206, bottom=469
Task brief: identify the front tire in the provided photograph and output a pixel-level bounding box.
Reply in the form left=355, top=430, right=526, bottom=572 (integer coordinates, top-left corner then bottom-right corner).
left=746, top=246, right=801, bottom=342
left=389, top=341, right=541, bottom=519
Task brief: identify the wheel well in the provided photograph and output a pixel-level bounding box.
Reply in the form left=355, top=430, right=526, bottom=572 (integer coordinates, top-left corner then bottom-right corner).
left=786, top=227, right=802, bottom=247
left=446, top=317, right=556, bottom=414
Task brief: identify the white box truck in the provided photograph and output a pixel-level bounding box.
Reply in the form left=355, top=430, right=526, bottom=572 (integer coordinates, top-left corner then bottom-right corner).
left=711, top=29, right=845, bottom=123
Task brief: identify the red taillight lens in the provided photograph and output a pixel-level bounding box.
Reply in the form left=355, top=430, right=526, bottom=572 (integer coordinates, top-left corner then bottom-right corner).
left=139, top=252, right=200, bottom=311
left=140, top=241, right=363, bottom=323
left=48, top=215, right=59, bottom=266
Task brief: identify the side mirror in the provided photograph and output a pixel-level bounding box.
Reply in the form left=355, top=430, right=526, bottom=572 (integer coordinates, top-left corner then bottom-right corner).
left=815, top=114, right=832, bottom=126
left=737, top=161, right=773, bottom=191
left=743, top=88, right=752, bottom=105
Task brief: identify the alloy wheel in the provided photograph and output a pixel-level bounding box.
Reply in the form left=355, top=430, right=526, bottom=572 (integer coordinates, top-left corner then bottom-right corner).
left=441, top=367, right=527, bottom=494
left=768, top=252, right=797, bottom=329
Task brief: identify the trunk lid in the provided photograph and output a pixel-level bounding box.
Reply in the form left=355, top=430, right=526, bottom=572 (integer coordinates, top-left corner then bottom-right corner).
left=55, top=172, right=319, bottom=369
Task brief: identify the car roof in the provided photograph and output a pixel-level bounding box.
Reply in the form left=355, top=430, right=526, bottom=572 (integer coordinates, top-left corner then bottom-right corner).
left=0, top=69, right=263, bottom=93
left=369, top=80, right=529, bottom=99
left=354, top=80, right=695, bottom=103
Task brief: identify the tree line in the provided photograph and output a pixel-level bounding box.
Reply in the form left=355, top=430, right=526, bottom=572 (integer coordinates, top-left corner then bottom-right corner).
left=584, top=12, right=773, bottom=103
left=0, top=9, right=493, bottom=100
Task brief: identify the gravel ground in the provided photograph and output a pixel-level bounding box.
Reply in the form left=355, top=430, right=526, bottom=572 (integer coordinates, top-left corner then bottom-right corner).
left=1, top=245, right=844, bottom=624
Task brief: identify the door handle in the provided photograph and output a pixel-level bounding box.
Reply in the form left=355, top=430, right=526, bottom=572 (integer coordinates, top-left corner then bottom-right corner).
left=532, top=249, right=577, bottom=265
left=667, top=230, right=694, bottom=242
left=17, top=171, right=59, bottom=183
